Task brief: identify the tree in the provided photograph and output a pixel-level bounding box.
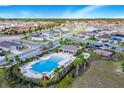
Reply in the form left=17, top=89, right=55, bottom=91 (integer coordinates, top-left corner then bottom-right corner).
left=60, top=38, right=63, bottom=44
left=24, top=58, right=30, bottom=64
left=55, top=73, right=73, bottom=88
left=76, top=49, right=82, bottom=56
left=89, top=35, right=97, bottom=41
left=78, top=53, right=88, bottom=69
left=22, top=31, right=27, bottom=37
left=59, top=66, right=64, bottom=78
left=72, top=58, right=81, bottom=75
left=79, top=42, right=85, bottom=47
left=5, top=54, right=9, bottom=62
left=15, top=55, right=20, bottom=64
left=28, top=29, right=32, bottom=36
left=41, top=78, right=49, bottom=87
left=78, top=53, right=84, bottom=61
left=54, top=67, right=61, bottom=80
left=121, top=63, right=124, bottom=72
left=53, top=66, right=64, bottom=80
left=3, top=54, right=10, bottom=71
left=111, top=46, right=116, bottom=53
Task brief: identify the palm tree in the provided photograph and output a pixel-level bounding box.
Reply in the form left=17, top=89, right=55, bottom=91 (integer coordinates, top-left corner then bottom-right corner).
left=121, top=63, right=124, bottom=72
left=54, top=66, right=64, bottom=79
left=80, top=42, right=85, bottom=47
left=28, top=29, right=32, bottom=36
left=76, top=49, right=82, bottom=56
left=83, top=58, right=88, bottom=69
left=3, top=54, right=8, bottom=70
left=15, top=55, right=20, bottom=65
left=78, top=53, right=84, bottom=61
left=78, top=53, right=87, bottom=69
left=24, top=58, right=30, bottom=64
left=90, top=44, right=95, bottom=52
left=5, top=54, right=9, bottom=63
left=72, top=58, right=81, bottom=75
left=60, top=38, right=63, bottom=44
left=22, top=31, right=27, bottom=39
left=54, top=67, right=61, bottom=80
left=59, top=66, right=64, bottom=78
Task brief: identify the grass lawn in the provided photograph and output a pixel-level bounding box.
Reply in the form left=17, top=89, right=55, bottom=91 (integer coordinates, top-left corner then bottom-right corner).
left=0, top=69, right=5, bottom=79
left=0, top=69, right=8, bottom=87
left=88, top=36, right=98, bottom=42
left=89, top=51, right=102, bottom=60
left=70, top=60, right=124, bottom=88
left=118, top=43, right=124, bottom=47
left=19, top=46, right=29, bottom=51
left=0, top=68, right=17, bottom=88
left=1, top=50, right=12, bottom=56
left=106, top=60, right=124, bottom=73
left=113, top=42, right=124, bottom=48
left=89, top=39, right=98, bottom=42
left=55, top=73, right=73, bottom=88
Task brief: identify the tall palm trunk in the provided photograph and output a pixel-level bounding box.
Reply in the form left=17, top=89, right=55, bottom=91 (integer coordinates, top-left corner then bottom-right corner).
left=76, top=65, right=79, bottom=75
left=83, top=63, right=86, bottom=69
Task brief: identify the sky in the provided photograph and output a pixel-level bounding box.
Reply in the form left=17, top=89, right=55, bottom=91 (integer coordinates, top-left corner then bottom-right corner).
left=0, top=5, right=124, bottom=18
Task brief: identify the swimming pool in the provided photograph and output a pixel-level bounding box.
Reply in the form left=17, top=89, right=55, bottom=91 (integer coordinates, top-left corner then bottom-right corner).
left=31, top=55, right=64, bottom=73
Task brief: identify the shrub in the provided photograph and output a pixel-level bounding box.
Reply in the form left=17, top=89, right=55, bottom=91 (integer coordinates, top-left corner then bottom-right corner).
left=55, top=73, right=73, bottom=88
left=121, top=63, right=124, bottom=72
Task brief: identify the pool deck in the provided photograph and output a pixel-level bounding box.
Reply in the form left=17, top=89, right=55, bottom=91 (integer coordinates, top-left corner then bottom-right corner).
left=20, top=52, right=75, bottom=78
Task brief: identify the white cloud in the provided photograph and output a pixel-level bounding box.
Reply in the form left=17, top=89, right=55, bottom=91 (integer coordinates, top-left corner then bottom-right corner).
left=20, top=11, right=30, bottom=16
left=0, top=5, right=104, bottom=18
left=0, top=13, right=17, bottom=18
left=61, top=7, right=73, bottom=18
left=112, top=15, right=124, bottom=18
left=61, top=5, right=103, bottom=18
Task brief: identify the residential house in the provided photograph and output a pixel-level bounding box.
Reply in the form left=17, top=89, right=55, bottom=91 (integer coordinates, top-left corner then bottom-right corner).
left=96, top=34, right=112, bottom=42
left=111, top=34, right=124, bottom=42
left=49, top=39, right=60, bottom=47
left=10, top=26, right=32, bottom=33
left=31, top=34, right=48, bottom=40
left=0, top=41, right=23, bottom=51
left=94, top=49, right=113, bottom=57
left=59, top=45, right=79, bottom=55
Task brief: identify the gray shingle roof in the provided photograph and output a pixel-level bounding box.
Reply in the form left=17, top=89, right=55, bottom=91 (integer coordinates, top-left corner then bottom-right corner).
left=59, top=45, right=79, bottom=53
left=0, top=41, right=21, bottom=48
left=113, top=34, right=124, bottom=38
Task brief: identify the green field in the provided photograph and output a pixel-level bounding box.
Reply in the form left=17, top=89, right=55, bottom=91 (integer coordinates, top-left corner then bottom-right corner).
left=70, top=60, right=124, bottom=88
left=0, top=69, right=9, bottom=87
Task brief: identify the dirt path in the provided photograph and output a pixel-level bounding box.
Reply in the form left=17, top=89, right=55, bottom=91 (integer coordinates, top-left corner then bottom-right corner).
left=70, top=60, right=124, bottom=88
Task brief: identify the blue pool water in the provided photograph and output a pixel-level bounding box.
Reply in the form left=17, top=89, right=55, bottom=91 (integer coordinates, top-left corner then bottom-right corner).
left=31, top=55, right=64, bottom=73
